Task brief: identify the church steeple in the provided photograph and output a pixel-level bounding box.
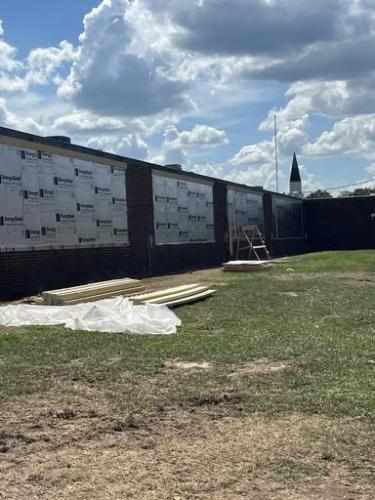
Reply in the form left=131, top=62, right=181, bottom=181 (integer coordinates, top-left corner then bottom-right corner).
left=289, top=153, right=302, bottom=197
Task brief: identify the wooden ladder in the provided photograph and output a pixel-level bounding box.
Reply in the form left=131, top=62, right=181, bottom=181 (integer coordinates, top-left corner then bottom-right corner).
left=235, top=225, right=271, bottom=261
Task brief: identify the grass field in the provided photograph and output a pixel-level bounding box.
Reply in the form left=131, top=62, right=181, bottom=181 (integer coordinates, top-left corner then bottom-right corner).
left=0, top=250, right=374, bottom=499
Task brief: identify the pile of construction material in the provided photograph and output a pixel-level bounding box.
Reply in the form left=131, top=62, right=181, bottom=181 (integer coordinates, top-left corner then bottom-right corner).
left=43, top=278, right=145, bottom=305
left=132, top=284, right=216, bottom=307
left=42, top=279, right=216, bottom=308
left=8, top=279, right=216, bottom=334
left=223, top=260, right=273, bottom=272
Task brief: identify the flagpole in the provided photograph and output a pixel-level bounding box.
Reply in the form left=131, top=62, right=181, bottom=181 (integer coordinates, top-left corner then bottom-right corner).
left=274, top=114, right=279, bottom=193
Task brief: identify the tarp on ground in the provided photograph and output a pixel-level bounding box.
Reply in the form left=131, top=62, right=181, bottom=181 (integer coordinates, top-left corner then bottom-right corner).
left=0, top=296, right=181, bottom=335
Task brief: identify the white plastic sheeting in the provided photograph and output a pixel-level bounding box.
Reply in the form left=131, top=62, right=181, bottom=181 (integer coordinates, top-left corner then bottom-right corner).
left=0, top=297, right=181, bottom=335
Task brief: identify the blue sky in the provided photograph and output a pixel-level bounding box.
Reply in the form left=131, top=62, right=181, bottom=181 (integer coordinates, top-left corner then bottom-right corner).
left=1, top=0, right=375, bottom=195
left=0, top=0, right=98, bottom=55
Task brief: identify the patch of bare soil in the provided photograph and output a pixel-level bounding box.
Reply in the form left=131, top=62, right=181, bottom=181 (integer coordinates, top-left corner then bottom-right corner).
left=275, top=272, right=324, bottom=282
left=338, top=272, right=375, bottom=287
left=143, top=267, right=232, bottom=292
left=164, top=358, right=291, bottom=377
left=228, top=360, right=291, bottom=377
left=165, top=361, right=212, bottom=371
left=275, top=271, right=375, bottom=284
left=1, top=379, right=374, bottom=500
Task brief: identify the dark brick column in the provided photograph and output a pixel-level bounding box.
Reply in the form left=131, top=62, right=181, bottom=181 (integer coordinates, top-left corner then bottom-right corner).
left=126, top=161, right=154, bottom=276
left=213, top=181, right=228, bottom=262
left=262, top=192, right=273, bottom=253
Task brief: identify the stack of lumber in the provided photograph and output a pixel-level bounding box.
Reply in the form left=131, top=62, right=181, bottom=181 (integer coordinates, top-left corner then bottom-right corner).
left=131, top=284, right=216, bottom=307
left=223, top=260, right=273, bottom=272
left=43, top=278, right=145, bottom=305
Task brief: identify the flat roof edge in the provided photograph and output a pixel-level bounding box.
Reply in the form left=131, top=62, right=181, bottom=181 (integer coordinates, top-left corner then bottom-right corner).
left=0, top=125, right=294, bottom=197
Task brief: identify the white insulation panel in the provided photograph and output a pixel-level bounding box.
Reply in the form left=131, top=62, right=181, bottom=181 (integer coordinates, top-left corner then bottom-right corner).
left=152, top=172, right=215, bottom=245
left=0, top=143, right=129, bottom=250
left=227, top=187, right=264, bottom=230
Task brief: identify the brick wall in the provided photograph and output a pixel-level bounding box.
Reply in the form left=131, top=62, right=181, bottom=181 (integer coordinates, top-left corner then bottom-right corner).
left=213, top=181, right=229, bottom=262
left=126, top=161, right=154, bottom=276
left=0, top=246, right=132, bottom=300
left=262, top=192, right=273, bottom=251
left=304, top=196, right=375, bottom=251
left=270, top=238, right=308, bottom=256
left=262, top=192, right=308, bottom=257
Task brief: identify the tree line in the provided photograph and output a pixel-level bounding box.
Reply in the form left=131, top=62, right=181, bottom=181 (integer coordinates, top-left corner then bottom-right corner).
left=305, top=187, right=375, bottom=199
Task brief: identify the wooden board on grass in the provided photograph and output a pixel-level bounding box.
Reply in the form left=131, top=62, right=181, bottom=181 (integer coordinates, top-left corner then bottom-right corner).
left=60, top=286, right=146, bottom=305
left=131, top=284, right=202, bottom=304
left=144, top=285, right=209, bottom=304
left=163, top=289, right=216, bottom=307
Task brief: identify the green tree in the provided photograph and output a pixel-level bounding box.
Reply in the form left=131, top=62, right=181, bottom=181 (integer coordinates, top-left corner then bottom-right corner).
left=305, top=189, right=333, bottom=199
left=338, top=187, right=375, bottom=197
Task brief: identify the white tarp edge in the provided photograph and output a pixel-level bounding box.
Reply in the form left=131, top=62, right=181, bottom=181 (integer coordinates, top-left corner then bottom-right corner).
left=0, top=296, right=181, bottom=335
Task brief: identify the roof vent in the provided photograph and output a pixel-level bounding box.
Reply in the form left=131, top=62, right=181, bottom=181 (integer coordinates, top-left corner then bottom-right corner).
left=45, top=136, right=71, bottom=145
left=165, top=163, right=182, bottom=171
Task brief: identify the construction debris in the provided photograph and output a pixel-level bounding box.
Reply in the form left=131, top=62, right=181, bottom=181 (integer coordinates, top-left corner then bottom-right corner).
left=42, top=278, right=145, bottom=305
left=131, top=284, right=216, bottom=307
left=223, top=260, right=273, bottom=272
left=41, top=277, right=215, bottom=309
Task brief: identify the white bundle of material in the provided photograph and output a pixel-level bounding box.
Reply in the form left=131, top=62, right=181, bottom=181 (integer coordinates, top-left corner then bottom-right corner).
left=0, top=297, right=181, bottom=335
left=223, top=260, right=273, bottom=272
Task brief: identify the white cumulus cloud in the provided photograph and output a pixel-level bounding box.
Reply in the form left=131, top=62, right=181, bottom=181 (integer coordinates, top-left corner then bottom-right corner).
left=304, top=115, right=375, bottom=158
left=27, top=41, right=77, bottom=86
left=59, top=0, right=191, bottom=117
left=0, top=97, right=43, bottom=134
left=151, top=124, right=228, bottom=166
left=87, top=133, right=149, bottom=159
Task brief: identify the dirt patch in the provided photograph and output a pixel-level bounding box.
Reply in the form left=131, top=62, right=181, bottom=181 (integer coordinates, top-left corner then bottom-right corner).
left=338, top=272, right=375, bottom=287
left=0, top=383, right=373, bottom=500
left=229, top=360, right=291, bottom=377
left=275, top=271, right=375, bottom=284
left=275, top=272, right=329, bottom=282
left=189, top=391, right=244, bottom=408
left=143, top=267, right=233, bottom=292
left=165, top=360, right=212, bottom=371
